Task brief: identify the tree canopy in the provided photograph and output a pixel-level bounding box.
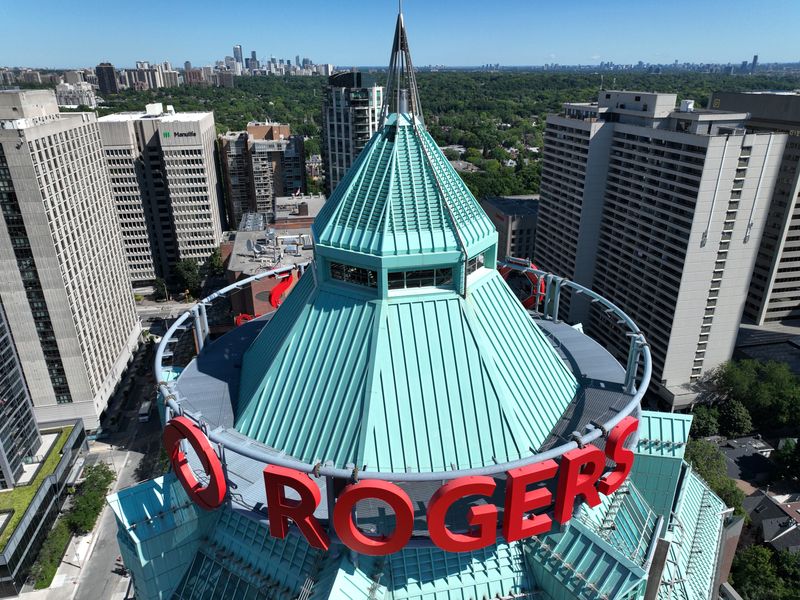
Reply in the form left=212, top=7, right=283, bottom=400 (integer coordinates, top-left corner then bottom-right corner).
left=684, top=439, right=744, bottom=516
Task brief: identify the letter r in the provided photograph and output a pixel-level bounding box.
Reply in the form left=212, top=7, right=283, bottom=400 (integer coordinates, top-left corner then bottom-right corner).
left=263, top=465, right=329, bottom=550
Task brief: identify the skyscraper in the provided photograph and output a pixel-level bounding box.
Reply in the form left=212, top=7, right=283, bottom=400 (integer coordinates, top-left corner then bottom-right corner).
left=233, top=44, right=243, bottom=68
left=99, top=103, right=224, bottom=284
left=321, top=71, right=383, bottom=192
left=711, top=91, right=800, bottom=325
left=751, top=54, right=759, bottom=73
left=535, top=91, right=786, bottom=408
left=250, top=50, right=258, bottom=70
left=0, top=298, right=40, bottom=490
left=95, top=61, right=118, bottom=95
left=0, top=90, right=141, bottom=428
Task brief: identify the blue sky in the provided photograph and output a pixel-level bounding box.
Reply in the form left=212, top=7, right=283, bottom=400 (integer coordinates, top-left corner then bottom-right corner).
left=2, top=0, right=797, bottom=69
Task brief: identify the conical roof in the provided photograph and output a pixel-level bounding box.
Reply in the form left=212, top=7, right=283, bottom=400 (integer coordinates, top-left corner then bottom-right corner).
left=235, top=11, right=580, bottom=474
left=313, top=113, right=496, bottom=259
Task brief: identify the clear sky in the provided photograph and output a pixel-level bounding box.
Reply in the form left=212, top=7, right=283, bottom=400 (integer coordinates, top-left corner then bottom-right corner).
left=2, top=0, right=798, bottom=69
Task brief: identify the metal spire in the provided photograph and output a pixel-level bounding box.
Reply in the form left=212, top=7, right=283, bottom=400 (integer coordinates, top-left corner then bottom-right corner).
left=379, top=7, right=423, bottom=128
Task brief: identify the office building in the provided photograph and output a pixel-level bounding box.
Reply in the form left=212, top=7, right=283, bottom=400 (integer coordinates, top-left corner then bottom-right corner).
left=0, top=298, right=40, bottom=490
left=479, top=195, right=539, bottom=260
left=322, top=71, right=383, bottom=192
left=711, top=91, right=800, bottom=326
left=0, top=90, right=141, bottom=429
left=250, top=50, right=258, bottom=70
left=98, top=103, right=224, bottom=284
left=110, top=14, right=738, bottom=600
left=233, top=45, right=243, bottom=68
left=54, top=82, right=97, bottom=108
left=95, top=62, right=118, bottom=95
left=219, top=122, right=306, bottom=225
left=535, top=91, right=786, bottom=408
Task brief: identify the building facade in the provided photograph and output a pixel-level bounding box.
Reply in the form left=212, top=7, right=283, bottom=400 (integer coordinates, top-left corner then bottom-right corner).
left=219, top=123, right=306, bottom=226
left=0, top=90, right=141, bottom=429
left=54, top=82, right=97, bottom=108
left=98, top=103, right=224, bottom=284
left=710, top=92, right=800, bottom=326
left=535, top=91, right=786, bottom=408
left=322, top=71, right=382, bottom=192
left=95, top=62, right=118, bottom=95
left=479, top=195, right=539, bottom=260
left=0, top=298, right=40, bottom=490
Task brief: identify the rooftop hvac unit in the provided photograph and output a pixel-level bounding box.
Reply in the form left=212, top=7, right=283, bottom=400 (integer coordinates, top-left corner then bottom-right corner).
left=679, top=99, right=695, bottom=112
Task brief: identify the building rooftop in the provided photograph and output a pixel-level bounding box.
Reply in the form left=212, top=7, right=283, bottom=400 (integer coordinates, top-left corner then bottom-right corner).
left=225, top=228, right=314, bottom=277
left=481, top=195, right=540, bottom=216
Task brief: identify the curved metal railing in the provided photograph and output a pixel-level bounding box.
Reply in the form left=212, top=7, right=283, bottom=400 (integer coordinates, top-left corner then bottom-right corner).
left=154, top=262, right=650, bottom=483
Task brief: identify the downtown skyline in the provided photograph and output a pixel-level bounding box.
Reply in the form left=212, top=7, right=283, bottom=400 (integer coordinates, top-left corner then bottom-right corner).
left=1, top=0, right=798, bottom=69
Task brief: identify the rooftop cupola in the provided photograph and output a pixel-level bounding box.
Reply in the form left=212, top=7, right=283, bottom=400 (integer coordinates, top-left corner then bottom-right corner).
left=313, top=8, right=498, bottom=297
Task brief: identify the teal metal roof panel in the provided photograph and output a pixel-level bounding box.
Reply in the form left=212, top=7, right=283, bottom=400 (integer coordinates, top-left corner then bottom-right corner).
left=236, top=270, right=579, bottom=472
left=525, top=521, right=646, bottom=600
left=310, top=555, right=386, bottom=600
left=314, top=114, right=495, bottom=258
left=659, top=467, right=726, bottom=600
left=467, top=272, right=580, bottom=443
left=237, top=281, right=378, bottom=467
left=629, top=455, right=683, bottom=522
left=636, top=411, right=692, bottom=459
left=576, top=481, right=659, bottom=568
left=387, top=543, right=530, bottom=600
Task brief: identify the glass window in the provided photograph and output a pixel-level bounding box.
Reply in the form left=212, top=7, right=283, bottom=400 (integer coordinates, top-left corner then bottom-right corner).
left=329, top=262, right=377, bottom=288
left=466, top=253, right=485, bottom=275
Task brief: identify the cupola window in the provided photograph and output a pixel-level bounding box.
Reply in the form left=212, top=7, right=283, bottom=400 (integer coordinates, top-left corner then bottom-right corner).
left=388, top=268, right=453, bottom=290
left=329, top=262, right=378, bottom=288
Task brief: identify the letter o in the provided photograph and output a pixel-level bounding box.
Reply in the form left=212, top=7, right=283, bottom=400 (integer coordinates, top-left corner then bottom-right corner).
left=163, top=416, right=226, bottom=510
left=332, top=480, right=414, bottom=556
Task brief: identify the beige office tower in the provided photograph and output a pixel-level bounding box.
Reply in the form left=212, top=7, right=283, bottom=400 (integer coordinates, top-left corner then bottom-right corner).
left=535, top=91, right=786, bottom=408
left=0, top=90, right=141, bottom=429
left=711, top=92, right=800, bottom=326
left=98, top=104, right=223, bottom=284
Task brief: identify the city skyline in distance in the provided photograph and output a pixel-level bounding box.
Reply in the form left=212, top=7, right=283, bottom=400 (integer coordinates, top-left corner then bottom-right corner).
left=1, top=0, right=798, bottom=69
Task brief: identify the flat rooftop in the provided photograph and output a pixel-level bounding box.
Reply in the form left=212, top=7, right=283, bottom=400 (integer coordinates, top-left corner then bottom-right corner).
left=481, top=195, right=540, bottom=216
left=98, top=111, right=211, bottom=123
left=226, top=228, right=314, bottom=276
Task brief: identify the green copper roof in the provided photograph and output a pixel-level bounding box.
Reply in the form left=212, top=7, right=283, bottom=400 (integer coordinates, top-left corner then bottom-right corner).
left=659, top=467, right=726, bottom=600
left=236, top=268, right=579, bottom=472
left=630, top=411, right=693, bottom=520
left=313, top=113, right=496, bottom=259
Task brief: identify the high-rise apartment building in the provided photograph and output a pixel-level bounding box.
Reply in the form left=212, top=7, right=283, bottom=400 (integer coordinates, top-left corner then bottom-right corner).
left=710, top=92, right=800, bottom=326
left=98, top=103, right=224, bottom=284
left=535, top=91, right=786, bottom=408
left=479, top=195, right=539, bottom=260
left=322, top=71, right=383, bottom=192
left=0, top=90, right=141, bottom=428
left=95, top=62, right=118, bottom=95
left=219, top=122, right=306, bottom=225
left=0, top=298, right=40, bottom=490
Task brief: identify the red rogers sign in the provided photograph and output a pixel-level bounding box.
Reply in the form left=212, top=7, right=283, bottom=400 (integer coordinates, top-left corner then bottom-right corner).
left=163, top=415, right=638, bottom=556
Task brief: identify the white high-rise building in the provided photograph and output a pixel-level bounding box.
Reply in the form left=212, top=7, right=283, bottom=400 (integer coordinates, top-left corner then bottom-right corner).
left=0, top=90, right=141, bottom=429
left=98, top=103, right=223, bottom=284
left=322, top=71, right=383, bottom=192
left=55, top=81, right=97, bottom=108
left=535, top=91, right=786, bottom=408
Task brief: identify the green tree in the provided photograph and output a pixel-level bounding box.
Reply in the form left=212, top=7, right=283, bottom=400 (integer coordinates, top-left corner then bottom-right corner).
left=174, top=259, right=201, bottom=296
left=202, top=249, right=225, bottom=278
left=719, top=399, right=753, bottom=437
left=773, top=439, right=800, bottom=481
left=731, top=545, right=786, bottom=600
left=690, top=405, right=719, bottom=438
left=153, top=277, right=168, bottom=301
